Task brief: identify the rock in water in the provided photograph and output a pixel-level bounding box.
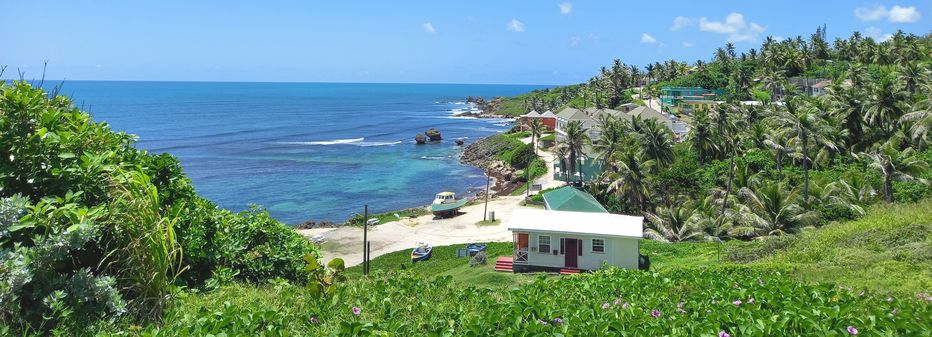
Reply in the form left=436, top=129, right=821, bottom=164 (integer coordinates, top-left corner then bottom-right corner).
left=415, top=133, right=427, bottom=144
left=425, top=128, right=442, bottom=141
left=455, top=138, right=465, bottom=146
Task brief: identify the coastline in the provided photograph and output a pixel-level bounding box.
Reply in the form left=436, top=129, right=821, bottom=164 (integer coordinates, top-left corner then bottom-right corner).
left=293, top=106, right=520, bottom=228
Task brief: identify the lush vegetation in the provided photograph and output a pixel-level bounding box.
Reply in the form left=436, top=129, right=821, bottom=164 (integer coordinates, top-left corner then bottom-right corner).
left=544, top=29, right=932, bottom=246
left=0, top=81, right=319, bottom=334
left=344, top=207, right=430, bottom=227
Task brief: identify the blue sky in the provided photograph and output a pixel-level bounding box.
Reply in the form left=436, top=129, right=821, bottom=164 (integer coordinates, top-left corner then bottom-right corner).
left=2, top=1, right=928, bottom=85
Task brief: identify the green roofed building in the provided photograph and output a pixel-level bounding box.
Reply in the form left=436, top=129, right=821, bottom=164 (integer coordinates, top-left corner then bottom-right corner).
left=542, top=186, right=608, bottom=213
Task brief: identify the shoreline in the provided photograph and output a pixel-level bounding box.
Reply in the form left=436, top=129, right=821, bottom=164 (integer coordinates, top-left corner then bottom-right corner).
left=293, top=108, right=519, bottom=228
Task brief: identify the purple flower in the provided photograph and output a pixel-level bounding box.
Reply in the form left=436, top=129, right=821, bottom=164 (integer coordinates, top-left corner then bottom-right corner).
left=551, top=317, right=563, bottom=326
left=719, top=331, right=731, bottom=337
left=732, top=300, right=742, bottom=306
left=351, top=306, right=361, bottom=315
left=747, top=298, right=756, bottom=304
left=891, top=308, right=898, bottom=316
left=677, top=302, right=687, bottom=314
left=602, top=302, right=611, bottom=309
left=651, top=309, right=661, bottom=318
left=847, top=326, right=859, bottom=335
left=622, top=302, right=630, bottom=309
left=310, top=316, right=319, bottom=324
left=614, top=298, right=623, bottom=306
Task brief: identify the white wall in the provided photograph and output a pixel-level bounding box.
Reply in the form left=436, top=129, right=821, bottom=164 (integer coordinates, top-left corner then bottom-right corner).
left=525, top=232, right=639, bottom=270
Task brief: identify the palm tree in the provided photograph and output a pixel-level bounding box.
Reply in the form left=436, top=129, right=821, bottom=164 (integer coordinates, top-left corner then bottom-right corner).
left=688, top=108, right=718, bottom=163
left=763, top=130, right=793, bottom=179
left=900, top=83, right=932, bottom=149
left=861, top=144, right=929, bottom=202
left=770, top=98, right=835, bottom=203
left=735, top=181, right=818, bottom=236
left=554, top=144, right=570, bottom=183
left=563, top=120, right=590, bottom=184
left=636, top=117, right=674, bottom=168
left=592, top=114, right=627, bottom=172
left=865, top=75, right=909, bottom=135
left=604, top=149, right=654, bottom=212
left=828, top=83, right=866, bottom=150
left=528, top=118, right=544, bottom=154
left=644, top=205, right=705, bottom=242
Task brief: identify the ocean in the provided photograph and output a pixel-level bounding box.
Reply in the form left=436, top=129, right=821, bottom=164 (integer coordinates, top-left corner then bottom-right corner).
left=60, top=81, right=547, bottom=224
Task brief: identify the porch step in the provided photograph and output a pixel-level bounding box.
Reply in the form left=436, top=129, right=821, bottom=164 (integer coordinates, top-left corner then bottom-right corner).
left=494, top=256, right=513, bottom=272
left=559, top=268, right=580, bottom=275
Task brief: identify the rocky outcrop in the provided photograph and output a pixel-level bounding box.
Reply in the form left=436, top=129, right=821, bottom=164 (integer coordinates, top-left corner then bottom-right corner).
left=460, top=136, right=523, bottom=196
left=415, top=133, right=427, bottom=144
left=425, top=128, right=442, bottom=141
left=293, top=220, right=339, bottom=229
left=455, top=138, right=465, bottom=146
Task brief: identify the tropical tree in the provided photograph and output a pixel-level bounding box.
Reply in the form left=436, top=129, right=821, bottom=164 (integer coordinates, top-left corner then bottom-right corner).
left=643, top=204, right=705, bottom=242
left=864, top=75, right=909, bottom=135
left=861, top=144, right=929, bottom=202
left=636, top=117, right=674, bottom=168
left=763, top=129, right=794, bottom=179
left=592, top=114, right=627, bottom=171
left=688, top=108, right=718, bottom=163
left=528, top=118, right=544, bottom=154
left=770, top=98, right=835, bottom=203
left=562, top=120, right=590, bottom=184
left=900, top=83, right=932, bottom=149
left=604, top=149, right=654, bottom=212
left=554, top=144, right=570, bottom=183
left=735, top=181, right=818, bottom=236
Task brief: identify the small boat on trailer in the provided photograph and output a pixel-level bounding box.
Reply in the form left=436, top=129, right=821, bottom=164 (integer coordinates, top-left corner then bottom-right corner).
left=430, top=191, right=469, bottom=217
left=411, top=242, right=432, bottom=263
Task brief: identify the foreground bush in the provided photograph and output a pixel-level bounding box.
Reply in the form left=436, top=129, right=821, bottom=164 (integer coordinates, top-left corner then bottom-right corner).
left=0, top=81, right=317, bottom=331
left=96, top=266, right=931, bottom=336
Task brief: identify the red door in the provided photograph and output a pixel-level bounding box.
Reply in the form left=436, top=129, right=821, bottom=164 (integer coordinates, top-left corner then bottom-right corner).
left=564, top=238, right=578, bottom=268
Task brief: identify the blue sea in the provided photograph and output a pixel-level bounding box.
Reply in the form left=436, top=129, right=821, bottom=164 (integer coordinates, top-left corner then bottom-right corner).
left=60, top=81, right=547, bottom=224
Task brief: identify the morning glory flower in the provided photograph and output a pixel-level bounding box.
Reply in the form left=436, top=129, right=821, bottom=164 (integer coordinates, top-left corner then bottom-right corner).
left=651, top=309, right=661, bottom=318
left=747, top=298, right=755, bottom=304
left=719, top=331, right=731, bottom=337
left=551, top=317, right=563, bottom=325
left=891, top=308, right=898, bottom=316
left=602, top=302, right=610, bottom=309
left=309, top=316, right=319, bottom=324
left=622, top=302, right=630, bottom=309
left=732, top=300, right=742, bottom=306
left=352, top=306, right=361, bottom=315
left=614, top=298, right=623, bottom=306
left=847, top=326, right=859, bottom=335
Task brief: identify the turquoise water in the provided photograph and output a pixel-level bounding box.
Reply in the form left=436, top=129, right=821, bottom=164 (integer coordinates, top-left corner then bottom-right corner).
left=62, top=81, right=547, bottom=223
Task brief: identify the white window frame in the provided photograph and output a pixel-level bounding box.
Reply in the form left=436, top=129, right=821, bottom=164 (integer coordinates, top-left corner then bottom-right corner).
left=538, top=235, right=551, bottom=254
left=591, top=238, right=605, bottom=253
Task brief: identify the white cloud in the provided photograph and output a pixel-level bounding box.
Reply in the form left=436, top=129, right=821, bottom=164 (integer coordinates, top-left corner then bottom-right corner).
left=670, top=16, right=695, bottom=30
left=559, top=2, right=573, bottom=15
left=698, top=13, right=766, bottom=42
left=640, top=33, right=657, bottom=44
left=507, top=19, right=525, bottom=32
left=889, top=5, right=920, bottom=23
left=855, top=4, right=921, bottom=23
left=855, top=4, right=888, bottom=21
left=422, top=22, right=436, bottom=33
left=682, top=41, right=694, bottom=47
left=864, top=26, right=894, bottom=41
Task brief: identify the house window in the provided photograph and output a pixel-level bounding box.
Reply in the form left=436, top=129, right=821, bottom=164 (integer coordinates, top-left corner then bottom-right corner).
left=592, top=239, right=605, bottom=253
left=538, top=235, right=551, bottom=253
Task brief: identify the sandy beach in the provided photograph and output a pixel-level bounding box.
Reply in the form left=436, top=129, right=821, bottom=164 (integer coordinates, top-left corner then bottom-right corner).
left=299, top=137, right=563, bottom=267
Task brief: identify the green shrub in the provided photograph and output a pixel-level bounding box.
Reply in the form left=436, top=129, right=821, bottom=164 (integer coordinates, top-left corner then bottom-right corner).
left=0, top=81, right=318, bottom=332
left=469, top=251, right=488, bottom=266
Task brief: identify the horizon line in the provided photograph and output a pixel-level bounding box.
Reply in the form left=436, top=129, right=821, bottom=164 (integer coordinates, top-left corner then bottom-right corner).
left=1, top=77, right=564, bottom=87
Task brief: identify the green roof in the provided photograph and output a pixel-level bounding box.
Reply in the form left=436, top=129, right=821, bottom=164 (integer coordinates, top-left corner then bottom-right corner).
left=430, top=198, right=469, bottom=212
left=542, top=186, right=608, bottom=213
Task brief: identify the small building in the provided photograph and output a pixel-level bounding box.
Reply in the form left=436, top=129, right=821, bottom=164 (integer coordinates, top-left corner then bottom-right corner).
left=542, top=186, right=608, bottom=213
left=507, top=208, right=643, bottom=272
left=537, top=110, right=557, bottom=131
left=677, top=99, right=720, bottom=114
left=660, top=87, right=724, bottom=113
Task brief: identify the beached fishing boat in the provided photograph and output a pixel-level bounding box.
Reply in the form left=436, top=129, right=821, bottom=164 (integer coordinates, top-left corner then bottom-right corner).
left=466, top=243, right=487, bottom=256
left=411, top=242, right=432, bottom=263
left=430, top=191, right=469, bottom=217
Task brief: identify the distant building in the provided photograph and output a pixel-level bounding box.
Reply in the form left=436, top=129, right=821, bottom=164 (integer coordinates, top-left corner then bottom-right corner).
left=677, top=99, right=720, bottom=114
left=660, top=87, right=724, bottom=113
left=521, top=110, right=556, bottom=131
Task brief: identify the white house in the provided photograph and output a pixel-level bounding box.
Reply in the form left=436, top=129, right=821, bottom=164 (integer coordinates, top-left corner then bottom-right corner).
left=506, top=208, right=643, bottom=272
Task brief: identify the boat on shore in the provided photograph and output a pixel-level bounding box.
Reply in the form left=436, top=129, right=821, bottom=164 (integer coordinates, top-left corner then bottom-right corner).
left=466, top=243, right=487, bottom=256
left=411, top=242, right=432, bottom=263
left=430, top=191, right=469, bottom=217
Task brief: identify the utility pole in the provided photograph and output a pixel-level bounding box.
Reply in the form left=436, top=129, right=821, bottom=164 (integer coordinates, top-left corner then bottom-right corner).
left=483, top=168, right=491, bottom=221
left=363, top=204, right=368, bottom=276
